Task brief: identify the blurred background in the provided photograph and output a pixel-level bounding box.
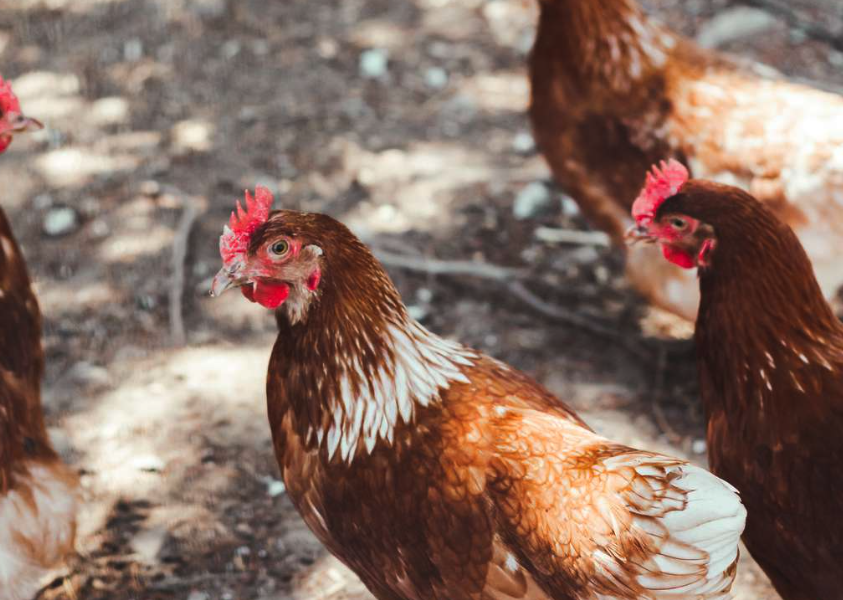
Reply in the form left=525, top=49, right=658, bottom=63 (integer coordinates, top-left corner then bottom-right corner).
left=2, top=0, right=842, bottom=598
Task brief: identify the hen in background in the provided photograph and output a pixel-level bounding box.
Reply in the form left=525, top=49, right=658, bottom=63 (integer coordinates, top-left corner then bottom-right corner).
left=529, top=0, right=843, bottom=320
left=211, top=187, right=746, bottom=600
left=631, top=160, right=843, bottom=600
left=0, top=75, right=79, bottom=600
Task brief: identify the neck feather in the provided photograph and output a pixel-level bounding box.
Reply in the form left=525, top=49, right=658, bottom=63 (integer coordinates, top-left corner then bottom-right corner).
left=269, top=256, right=475, bottom=464
left=695, top=216, right=842, bottom=415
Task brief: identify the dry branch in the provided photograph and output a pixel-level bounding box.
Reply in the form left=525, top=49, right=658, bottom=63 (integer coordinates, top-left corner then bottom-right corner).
left=375, top=249, right=650, bottom=357
left=165, top=186, right=207, bottom=347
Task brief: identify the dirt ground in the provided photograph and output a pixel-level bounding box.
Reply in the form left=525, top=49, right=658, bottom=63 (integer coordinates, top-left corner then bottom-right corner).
left=2, top=0, right=842, bottom=598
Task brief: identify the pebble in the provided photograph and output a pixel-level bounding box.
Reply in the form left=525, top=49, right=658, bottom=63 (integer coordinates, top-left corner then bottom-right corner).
left=511, top=131, right=535, bottom=155
left=187, top=593, right=210, bottom=600
left=124, top=38, right=143, bottom=62
left=692, top=439, right=707, bottom=455
left=416, top=287, right=434, bottom=304
left=43, top=206, right=79, bottom=237
left=264, top=478, right=286, bottom=497
left=424, top=67, right=448, bottom=89
left=68, top=361, right=111, bottom=385
left=33, top=193, right=53, bottom=210
left=696, top=7, right=778, bottom=48
left=513, top=182, right=552, bottom=220
left=359, top=49, right=389, bottom=79
left=560, top=194, right=580, bottom=217
left=190, top=0, right=226, bottom=19
left=407, top=305, right=428, bottom=321
left=130, top=526, right=167, bottom=563
left=132, top=454, right=166, bottom=473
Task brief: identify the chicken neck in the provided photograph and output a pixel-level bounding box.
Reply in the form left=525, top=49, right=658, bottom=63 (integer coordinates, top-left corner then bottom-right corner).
left=268, top=251, right=474, bottom=464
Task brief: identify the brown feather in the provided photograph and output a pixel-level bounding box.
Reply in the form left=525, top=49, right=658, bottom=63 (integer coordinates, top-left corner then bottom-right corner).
left=530, top=0, right=843, bottom=320
left=660, top=181, right=843, bottom=600
left=238, top=210, right=746, bottom=599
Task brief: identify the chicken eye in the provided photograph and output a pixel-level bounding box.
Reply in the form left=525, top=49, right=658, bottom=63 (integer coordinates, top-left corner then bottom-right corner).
left=669, top=217, right=688, bottom=230
left=269, top=240, right=290, bottom=257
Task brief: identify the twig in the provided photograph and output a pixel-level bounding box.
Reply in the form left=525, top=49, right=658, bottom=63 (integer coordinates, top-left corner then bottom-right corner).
left=374, top=249, right=525, bottom=281
left=375, top=249, right=652, bottom=358
left=533, top=226, right=611, bottom=247
left=741, top=0, right=843, bottom=52
left=165, top=186, right=207, bottom=347
left=506, top=281, right=650, bottom=357
left=650, top=345, right=682, bottom=443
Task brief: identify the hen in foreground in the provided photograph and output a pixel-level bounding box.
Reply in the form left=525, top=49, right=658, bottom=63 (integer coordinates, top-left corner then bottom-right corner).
left=630, top=160, right=843, bottom=600
left=530, top=0, right=843, bottom=320
left=211, top=187, right=746, bottom=600
left=0, top=75, right=78, bottom=600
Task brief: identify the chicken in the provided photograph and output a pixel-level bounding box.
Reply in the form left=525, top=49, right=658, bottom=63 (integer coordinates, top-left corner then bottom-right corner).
left=0, top=74, right=78, bottom=599
left=210, top=186, right=746, bottom=600
left=529, top=0, right=843, bottom=320
left=629, top=160, right=843, bottom=600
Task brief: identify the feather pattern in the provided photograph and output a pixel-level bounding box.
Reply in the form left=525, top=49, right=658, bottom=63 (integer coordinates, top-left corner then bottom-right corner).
left=231, top=209, right=746, bottom=600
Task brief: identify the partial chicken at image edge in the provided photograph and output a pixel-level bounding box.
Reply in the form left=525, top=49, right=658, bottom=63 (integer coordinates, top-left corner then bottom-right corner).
left=0, top=75, right=80, bottom=600
left=630, top=159, right=843, bottom=600
left=530, top=0, right=843, bottom=321
left=211, top=186, right=746, bottom=600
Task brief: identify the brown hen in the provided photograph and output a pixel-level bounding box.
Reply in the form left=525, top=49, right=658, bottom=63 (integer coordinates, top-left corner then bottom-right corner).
left=211, top=187, right=746, bottom=600
left=0, top=74, right=79, bottom=599
left=632, top=160, right=843, bottom=600
left=530, top=0, right=843, bottom=320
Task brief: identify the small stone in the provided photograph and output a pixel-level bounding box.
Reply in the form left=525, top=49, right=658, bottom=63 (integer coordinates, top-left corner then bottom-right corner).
left=513, top=182, right=552, bottom=220
left=187, top=593, right=210, bottom=600
left=68, top=361, right=110, bottom=385
left=33, top=193, right=53, bottom=210
left=124, top=38, right=143, bottom=62
left=594, top=265, right=610, bottom=285
left=237, top=106, right=258, bottom=123
left=511, top=131, right=535, bottom=155
left=190, top=0, right=226, bottom=19
left=132, top=454, right=165, bottom=473
left=90, top=219, right=110, bottom=238
left=130, top=527, right=167, bottom=563
left=424, top=67, right=448, bottom=89
left=221, top=40, right=241, bottom=59
left=560, top=194, right=580, bottom=217
left=407, top=305, right=428, bottom=321
left=139, top=180, right=161, bottom=197
left=251, top=40, right=270, bottom=56
left=416, top=287, right=434, bottom=304
left=359, top=48, right=389, bottom=79
left=697, top=7, right=778, bottom=48
left=265, top=479, right=286, bottom=497
left=317, top=38, right=338, bottom=59
left=692, top=439, right=707, bottom=455
left=43, top=207, right=79, bottom=237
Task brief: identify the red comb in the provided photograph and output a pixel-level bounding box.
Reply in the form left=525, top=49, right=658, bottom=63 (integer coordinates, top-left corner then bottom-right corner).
left=0, top=75, right=21, bottom=114
left=219, top=186, right=274, bottom=264
left=631, top=159, right=689, bottom=225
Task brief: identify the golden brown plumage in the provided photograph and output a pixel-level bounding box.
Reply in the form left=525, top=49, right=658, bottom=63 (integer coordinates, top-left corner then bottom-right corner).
left=530, top=0, right=843, bottom=320
left=213, top=189, right=746, bottom=600
left=0, top=75, right=78, bottom=600
left=632, top=170, right=843, bottom=600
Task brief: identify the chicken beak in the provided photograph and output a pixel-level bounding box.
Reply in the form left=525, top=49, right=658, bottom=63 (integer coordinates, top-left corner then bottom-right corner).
left=0, top=112, right=43, bottom=135
left=210, top=264, right=245, bottom=297
left=624, top=223, right=654, bottom=245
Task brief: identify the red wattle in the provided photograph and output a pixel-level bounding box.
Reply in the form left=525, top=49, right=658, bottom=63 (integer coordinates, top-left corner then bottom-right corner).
left=306, top=268, right=321, bottom=291
left=241, top=285, right=256, bottom=303
left=253, top=282, right=290, bottom=309
left=662, top=244, right=695, bottom=269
